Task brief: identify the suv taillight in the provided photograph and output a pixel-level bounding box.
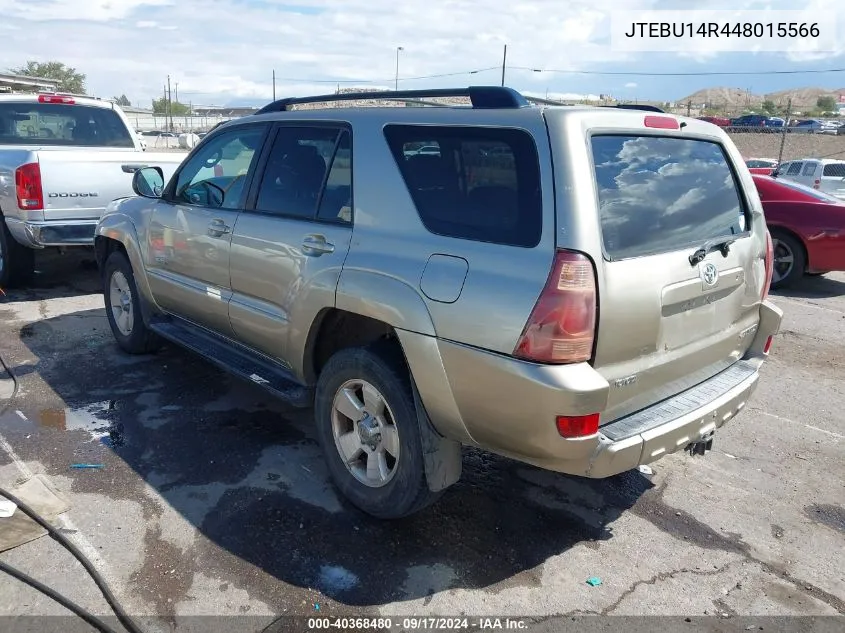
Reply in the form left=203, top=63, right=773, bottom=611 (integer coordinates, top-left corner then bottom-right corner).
left=762, top=230, right=774, bottom=300
left=514, top=250, right=597, bottom=364
left=15, top=162, right=43, bottom=211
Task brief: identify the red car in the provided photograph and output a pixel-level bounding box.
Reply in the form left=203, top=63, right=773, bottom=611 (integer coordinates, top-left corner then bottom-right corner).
left=745, top=158, right=778, bottom=175
left=753, top=174, right=845, bottom=288
left=698, top=115, right=731, bottom=127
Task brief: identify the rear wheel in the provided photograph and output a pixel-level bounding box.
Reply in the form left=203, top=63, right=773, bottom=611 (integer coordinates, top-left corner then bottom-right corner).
left=0, top=218, right=35, bottom=288
left=103, top=250, right=158, bottom=354
left=314, top=344, right=442, bottom=519
left=769, top=230, right=806, bottom=290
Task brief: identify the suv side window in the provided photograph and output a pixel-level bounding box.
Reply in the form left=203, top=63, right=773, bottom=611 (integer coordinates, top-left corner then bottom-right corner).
left=384, top=125, right=542, bottom=247
left=170, top=126, right=265, bottom=209
left=801, top=162, right=817, bottom=176
left=254, top=126, right=341, bottom=219
left=786, top=162, right=803, bottom=176
left=316, top=130, right=352, bottom=224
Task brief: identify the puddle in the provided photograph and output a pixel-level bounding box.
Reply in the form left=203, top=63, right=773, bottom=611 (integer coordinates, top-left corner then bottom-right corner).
left=35, top=401, right=125, bottom=448
left=317, top=565, right=360, bottom=595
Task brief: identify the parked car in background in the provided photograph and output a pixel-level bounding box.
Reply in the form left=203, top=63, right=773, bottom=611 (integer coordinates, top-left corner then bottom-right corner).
left=753, top=174, right=845, bottom=287
left=745, top=158, right=778, bottom=175
left=791, top=119, right=823, bottom=133
left=698, top=115, right=731, bottom=127
left=0, top=93, right=185, bottom=287
left=729, top=114, right=782, bottom=131
left=773, top=158, right=845, bottom=198
left=94, top=86, right=781, bottom=519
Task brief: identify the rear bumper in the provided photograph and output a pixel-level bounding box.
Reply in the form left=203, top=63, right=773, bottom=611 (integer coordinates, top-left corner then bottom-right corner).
left=427, top=300, right=783, bottom=478
left=5, top=217, right=98, bottom=248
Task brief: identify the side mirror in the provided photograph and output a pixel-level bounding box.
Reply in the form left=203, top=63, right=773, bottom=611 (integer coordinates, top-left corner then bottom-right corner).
left=132, top=166, right=165, bottom=198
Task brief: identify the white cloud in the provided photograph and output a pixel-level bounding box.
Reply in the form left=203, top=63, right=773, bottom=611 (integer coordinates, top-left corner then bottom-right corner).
left=0, top=0, right=840, bottom=106
left=625, top=82, right=638, bottom=88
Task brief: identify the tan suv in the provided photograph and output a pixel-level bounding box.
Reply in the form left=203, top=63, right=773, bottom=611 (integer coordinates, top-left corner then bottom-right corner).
left=94, top=87, right=782, bottom=519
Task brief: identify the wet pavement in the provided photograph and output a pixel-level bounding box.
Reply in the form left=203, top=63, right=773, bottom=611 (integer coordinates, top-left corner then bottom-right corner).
left=0, top=250, right=843, bottom=630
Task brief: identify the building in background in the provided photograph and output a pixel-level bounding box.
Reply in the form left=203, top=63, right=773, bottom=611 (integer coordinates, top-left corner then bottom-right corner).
left=0, top=72, right=59, bottom=93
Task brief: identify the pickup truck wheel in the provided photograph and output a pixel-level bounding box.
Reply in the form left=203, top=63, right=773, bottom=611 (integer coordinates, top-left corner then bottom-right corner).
left=0, top=218, right=35, bottom=288
left=770, top=230, right=806, bottom=290
left=315, top=344, right=441, bottom=519
left=103, top=251, right=158, bottom=354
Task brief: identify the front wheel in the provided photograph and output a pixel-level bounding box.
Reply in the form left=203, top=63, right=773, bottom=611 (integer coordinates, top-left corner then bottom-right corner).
left=103, top=250, right=158, bottom=354
left=314, top=344, right=442, bottom=519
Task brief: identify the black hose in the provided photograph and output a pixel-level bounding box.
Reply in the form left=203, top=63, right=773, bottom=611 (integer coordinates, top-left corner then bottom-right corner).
left=0, top=347, right=145, bottom=633
left=0, top=559, right=120, bottom=633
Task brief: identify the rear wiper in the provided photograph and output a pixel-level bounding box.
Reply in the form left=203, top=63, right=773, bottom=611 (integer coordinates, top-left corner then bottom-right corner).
left=688, top=237, right=736, bottom=266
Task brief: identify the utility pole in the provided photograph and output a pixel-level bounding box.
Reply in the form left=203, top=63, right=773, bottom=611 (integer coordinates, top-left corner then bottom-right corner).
left=272, top=70, right=276, bottom=100
left=174, top=82, right=179, bottom=105
left=501, top=44, right=508, bottom=86
left=687, top=100, right=692, bottom=117
left=395, top=46, right=404, bottom=91
left=167, top=75, right=173, bottom=132
left=161, top=85, right=166, bottom=129
left=778, top=98, right=792, bottom=166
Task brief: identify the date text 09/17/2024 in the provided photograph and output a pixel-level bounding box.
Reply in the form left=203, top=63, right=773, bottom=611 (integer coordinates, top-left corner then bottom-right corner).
left=623, top=22, right=820, bottom=39
left=305, top=617, right=528, bottom=630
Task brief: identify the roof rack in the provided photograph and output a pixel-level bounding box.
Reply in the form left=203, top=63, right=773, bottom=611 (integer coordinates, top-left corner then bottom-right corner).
left=255, top=86, right=532, bottom=114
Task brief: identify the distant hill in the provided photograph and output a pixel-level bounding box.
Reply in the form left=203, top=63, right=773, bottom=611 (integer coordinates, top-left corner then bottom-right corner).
left=680, top=86, right=845, bottom=109
left=680, top=87, right=763, bottom=108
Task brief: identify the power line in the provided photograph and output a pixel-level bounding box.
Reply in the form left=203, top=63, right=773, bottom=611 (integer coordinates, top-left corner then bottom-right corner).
left=509, top=66, right=845, bottom=76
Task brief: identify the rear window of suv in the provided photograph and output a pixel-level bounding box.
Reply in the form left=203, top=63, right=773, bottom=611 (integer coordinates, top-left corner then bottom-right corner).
left=0, top=102, right=134, bottom=147
left=591, top=135, right=747, bottom=260
left=384, top=125, right=542, bottom=247
left=822, top=163, right=845, bottom=177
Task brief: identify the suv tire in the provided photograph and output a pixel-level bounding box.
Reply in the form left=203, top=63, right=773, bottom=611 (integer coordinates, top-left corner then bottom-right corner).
left=0, top=217, right=35, bottom=289
left=769, top=230, right=806, bottom=290
left=103, top=250, right=158, bottom=354
left=315, top=343, right=441, bottom=518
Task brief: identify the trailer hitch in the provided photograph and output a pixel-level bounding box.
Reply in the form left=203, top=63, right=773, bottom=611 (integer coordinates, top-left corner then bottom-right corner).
left=687, top=431, right=715, bottom=456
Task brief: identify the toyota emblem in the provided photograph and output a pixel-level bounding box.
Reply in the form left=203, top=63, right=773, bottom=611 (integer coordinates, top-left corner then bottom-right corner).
left=701, top=262, right=719, bottom=287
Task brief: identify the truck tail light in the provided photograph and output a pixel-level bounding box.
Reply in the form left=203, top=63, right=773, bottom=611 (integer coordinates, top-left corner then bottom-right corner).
left=38, top=94, right=75, bottom=104
left=762, top=231, right=774, bottom=300
left=15, top=162, right=43, bottom=211
left=514, top=250, right=597, bottom=364
left=813, top=179, right=820, bottom=189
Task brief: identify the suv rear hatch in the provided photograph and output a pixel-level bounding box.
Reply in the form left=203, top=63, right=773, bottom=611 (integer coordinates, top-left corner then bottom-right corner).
left=819, top=161, right=845, bottom=199
left=546, top=110, right=768, bottom=424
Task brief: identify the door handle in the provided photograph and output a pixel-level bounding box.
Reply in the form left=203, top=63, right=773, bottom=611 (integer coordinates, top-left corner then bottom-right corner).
left=207, top=219, right=231, bottom=237
left=301, top=234, right=335, bottom=256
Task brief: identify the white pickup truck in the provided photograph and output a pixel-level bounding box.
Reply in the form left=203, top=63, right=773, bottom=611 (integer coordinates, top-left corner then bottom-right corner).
left=0, top=93, right=185, bottom=287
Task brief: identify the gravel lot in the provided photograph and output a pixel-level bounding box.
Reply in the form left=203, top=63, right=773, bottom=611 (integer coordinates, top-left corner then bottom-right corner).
left=0, top=251, right=843, bottom=632
left=727, top=132, right=845, bottom=161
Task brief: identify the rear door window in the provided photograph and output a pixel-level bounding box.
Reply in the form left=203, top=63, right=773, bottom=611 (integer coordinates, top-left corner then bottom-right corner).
left=801, top=162, right=817, bottom=176
left=384, top=125, right=542, bottom=247
left=591, top=135, right=747, bottom=260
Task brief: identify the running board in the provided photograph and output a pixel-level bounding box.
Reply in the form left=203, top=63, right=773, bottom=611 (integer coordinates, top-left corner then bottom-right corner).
left=149, top=319, right=313, bottom=408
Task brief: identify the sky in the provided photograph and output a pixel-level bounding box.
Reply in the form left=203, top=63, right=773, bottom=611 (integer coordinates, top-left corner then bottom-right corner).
left=0, top=0, right=843, bottom=108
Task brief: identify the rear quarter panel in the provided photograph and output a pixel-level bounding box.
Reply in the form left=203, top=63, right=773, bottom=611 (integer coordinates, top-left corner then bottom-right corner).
left=0, top=148, right=42, bottom=221
left=333, top=107, right=557, bottom=356
left=764, top=200, right=845, bottom=272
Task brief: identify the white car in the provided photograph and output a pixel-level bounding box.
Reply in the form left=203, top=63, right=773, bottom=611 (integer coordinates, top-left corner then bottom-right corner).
left=775, top=158, right=845, bottom=198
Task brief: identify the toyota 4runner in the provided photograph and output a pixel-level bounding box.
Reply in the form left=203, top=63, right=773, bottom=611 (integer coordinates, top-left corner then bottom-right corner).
left=94, top=86, right=782, bottom=519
